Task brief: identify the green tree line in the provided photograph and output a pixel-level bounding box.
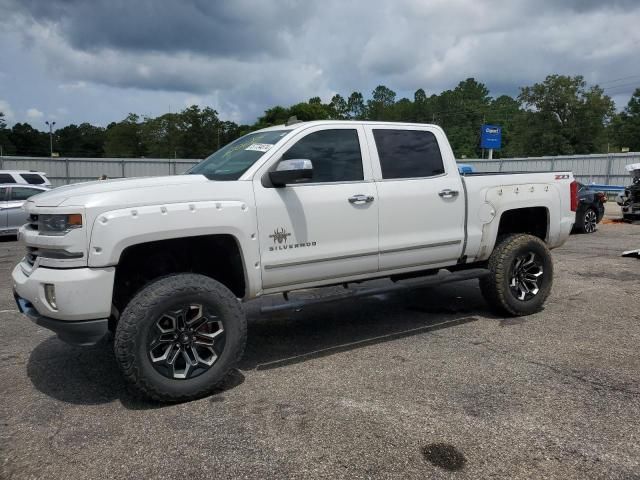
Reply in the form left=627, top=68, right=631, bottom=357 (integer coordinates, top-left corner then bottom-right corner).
left=1, top=75, right=639, bottom=159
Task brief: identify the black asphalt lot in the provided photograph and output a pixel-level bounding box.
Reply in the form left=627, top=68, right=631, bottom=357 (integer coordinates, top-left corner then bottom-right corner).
left=1, top=217, right=639, bottom=479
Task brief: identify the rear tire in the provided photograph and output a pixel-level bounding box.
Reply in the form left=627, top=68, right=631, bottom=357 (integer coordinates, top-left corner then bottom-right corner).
left=576, top=207, right=598, bottom=233
left=114, top=273, right=246, bottom=402
left=480, top=234, right=553, bottom=316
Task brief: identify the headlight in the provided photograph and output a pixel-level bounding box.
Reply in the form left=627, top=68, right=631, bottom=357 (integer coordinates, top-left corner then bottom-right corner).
left=38, top=214, right=83, bottom=235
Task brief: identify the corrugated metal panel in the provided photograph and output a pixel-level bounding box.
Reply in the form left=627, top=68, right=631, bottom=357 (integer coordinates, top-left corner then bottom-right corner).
left=465, top=161, right=501, bottom=172
left=69, top=160, right=123, bottom=181
left=1, top=153, right=638, bottom=187
left=0, top=156, right=201, bottom=186
left=125, top=160, right=174, bottom=178
left=175, top=161, right=199, bottom=174
left=464, top=152, right=639, bottom=186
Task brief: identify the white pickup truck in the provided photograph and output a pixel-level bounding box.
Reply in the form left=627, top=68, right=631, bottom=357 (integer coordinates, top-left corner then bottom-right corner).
left=12, top=120, right=577, bottom=401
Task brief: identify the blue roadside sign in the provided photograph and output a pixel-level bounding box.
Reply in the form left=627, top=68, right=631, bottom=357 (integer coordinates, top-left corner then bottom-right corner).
left=480, top=124, right=502, bottom=150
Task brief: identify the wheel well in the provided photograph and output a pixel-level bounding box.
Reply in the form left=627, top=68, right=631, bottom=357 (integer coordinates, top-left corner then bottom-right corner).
left=496, top=207, right=549, bottom=241
left=112, top=234, right=246, bottom=319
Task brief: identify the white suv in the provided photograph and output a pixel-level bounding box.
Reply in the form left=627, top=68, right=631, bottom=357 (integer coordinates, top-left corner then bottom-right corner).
left=0, top=170, right=51, bottom=187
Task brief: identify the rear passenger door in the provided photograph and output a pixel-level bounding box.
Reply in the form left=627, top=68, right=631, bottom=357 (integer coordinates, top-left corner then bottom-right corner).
left=365, top=125, right=465, bottom=271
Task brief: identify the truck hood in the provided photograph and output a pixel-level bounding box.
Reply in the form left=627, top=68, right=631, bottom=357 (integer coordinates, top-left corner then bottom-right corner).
left=33, top=175, right=210, bottom=207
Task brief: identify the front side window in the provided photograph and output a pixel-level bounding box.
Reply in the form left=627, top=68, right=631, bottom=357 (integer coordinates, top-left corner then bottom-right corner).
left=10, top=187, right=42, bottom=201
left=373, top=129, right=445, bottom=179
left=281, top=129, right=363, bottom=183
left=188, top=130, right=291, bottom=180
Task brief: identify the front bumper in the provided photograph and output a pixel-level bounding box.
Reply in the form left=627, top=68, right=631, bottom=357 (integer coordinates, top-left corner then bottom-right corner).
left=12, top=262, right=115, bottom=346
left=15, top=294, right=108, bottom=346
left=622, top=204, right=640, bottom=222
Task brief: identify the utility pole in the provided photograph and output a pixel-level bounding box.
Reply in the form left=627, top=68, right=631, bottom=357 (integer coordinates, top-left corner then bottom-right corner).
left=45, top=120, right=56, bottom=156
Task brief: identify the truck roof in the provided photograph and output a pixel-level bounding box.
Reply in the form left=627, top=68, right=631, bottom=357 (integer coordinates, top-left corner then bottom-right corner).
left=0, top=170, right=47, bottom=175
left=255, top=120, right=442, bottom=134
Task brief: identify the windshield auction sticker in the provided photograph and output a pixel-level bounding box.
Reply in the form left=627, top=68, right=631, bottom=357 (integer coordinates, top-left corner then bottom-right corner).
left=245, top=143, right=274, bottom=152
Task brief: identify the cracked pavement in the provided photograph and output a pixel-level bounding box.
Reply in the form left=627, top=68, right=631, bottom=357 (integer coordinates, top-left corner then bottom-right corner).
left=1, top=205, right=639, bottom=479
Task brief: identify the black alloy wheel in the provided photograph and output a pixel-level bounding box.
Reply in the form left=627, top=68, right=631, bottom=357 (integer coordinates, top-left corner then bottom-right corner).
left=508, top=252, right=544, bottom=301
left=583, top=209, right=597, bottom=233
left=147, top=304, right=225, bottom=380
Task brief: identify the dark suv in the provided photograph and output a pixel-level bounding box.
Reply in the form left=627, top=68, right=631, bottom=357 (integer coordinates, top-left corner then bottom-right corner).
left=574, top=183, right=606, bottom=233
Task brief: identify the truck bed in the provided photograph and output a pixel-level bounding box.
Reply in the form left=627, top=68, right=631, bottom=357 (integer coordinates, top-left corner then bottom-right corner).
left=460, top=170, right=575, bottom=262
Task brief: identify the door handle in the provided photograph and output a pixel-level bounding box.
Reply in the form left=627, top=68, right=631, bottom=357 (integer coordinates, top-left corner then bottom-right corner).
left=348, top=194, right=375, bottom=205
left=438, top=189, right=459, bottom=199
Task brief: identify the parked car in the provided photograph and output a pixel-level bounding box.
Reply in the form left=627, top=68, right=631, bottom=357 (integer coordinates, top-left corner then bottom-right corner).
left=574, top=182, right=606, bottom=233
left=13, top=120, right=577, bottom=402
left=0, top=170, right=51, bottom=187
left=0, top=184, right=50, bottom=236
left=616, top=163, right=640, bottom=222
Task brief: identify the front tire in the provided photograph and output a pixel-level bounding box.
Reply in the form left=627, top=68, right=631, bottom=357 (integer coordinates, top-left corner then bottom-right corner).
left=114, top=274, right=247, bottom=402
left=480, top=234, right=553, bottom=316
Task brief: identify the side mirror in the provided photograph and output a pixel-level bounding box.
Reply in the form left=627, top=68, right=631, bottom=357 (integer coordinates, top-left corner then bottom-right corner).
left=269, top=159, right=313, bottom=187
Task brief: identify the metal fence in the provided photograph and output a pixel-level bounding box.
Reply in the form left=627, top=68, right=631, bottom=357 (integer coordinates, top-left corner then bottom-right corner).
left=0, top=152, right=638, bottom=188
left=462, top=152, right=640, bottom=187
left=0, top=156, right=200, bottom=187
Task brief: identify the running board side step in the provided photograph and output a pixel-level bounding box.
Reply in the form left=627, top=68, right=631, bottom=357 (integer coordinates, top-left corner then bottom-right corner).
left=260, top=268, right=490, bottom=314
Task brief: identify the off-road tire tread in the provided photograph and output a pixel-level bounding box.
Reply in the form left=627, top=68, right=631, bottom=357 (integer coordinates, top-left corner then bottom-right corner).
left=114, top=274, right=246, bottom=402
left=479, top=233, right=552, bottom=316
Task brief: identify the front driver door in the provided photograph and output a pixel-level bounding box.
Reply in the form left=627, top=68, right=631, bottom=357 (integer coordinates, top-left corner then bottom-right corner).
left=254, top=124, right=379, bottom=292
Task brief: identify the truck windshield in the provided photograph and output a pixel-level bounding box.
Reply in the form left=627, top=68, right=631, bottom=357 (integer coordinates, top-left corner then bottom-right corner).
left=187, top=130, right=291, bottom=180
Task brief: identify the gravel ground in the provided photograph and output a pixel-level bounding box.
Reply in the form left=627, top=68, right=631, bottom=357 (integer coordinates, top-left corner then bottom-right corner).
left=1, top=211, right=639, bottom=479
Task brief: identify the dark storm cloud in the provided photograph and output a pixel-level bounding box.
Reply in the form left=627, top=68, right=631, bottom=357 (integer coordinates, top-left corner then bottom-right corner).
left=1, top=0, right=639, bottom=125
left=544, top=0, right=640, bottom=12
left=15, top=0, right=313, bottom=57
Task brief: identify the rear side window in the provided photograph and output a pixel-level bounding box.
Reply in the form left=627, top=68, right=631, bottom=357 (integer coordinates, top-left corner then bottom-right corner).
left=10, top=187, right=42, bottom=201
left=373, top=129, right=445, bottom=179
left=20, top=173, right=46, bottom=185
left=282, top=129, right=363, bottom=183
left=0, top=187, right=7, bottom=200
left=0, top=173, right=16, bottom=183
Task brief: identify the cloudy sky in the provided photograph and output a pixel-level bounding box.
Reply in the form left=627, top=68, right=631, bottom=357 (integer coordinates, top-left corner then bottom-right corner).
left=1, top=0, right=639, bottom=128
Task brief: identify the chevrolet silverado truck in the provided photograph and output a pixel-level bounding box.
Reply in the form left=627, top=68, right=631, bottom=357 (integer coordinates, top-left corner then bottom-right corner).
left=12, top=121, right=577, bottom=401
